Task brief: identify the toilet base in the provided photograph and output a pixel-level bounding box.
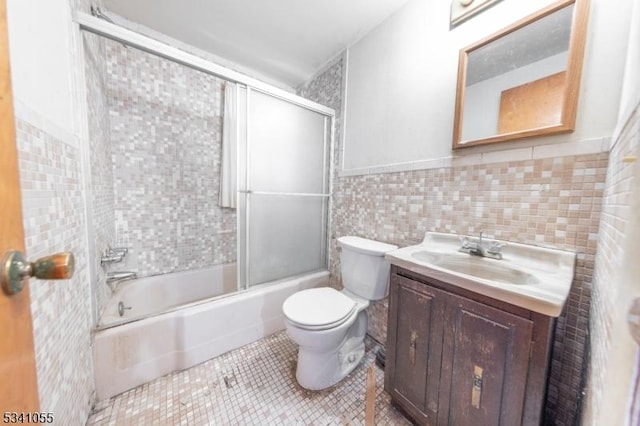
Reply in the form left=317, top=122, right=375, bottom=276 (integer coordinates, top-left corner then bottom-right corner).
left=296, top=338, right=365, bottom=391
left=293, top=311, right=368, bottom=391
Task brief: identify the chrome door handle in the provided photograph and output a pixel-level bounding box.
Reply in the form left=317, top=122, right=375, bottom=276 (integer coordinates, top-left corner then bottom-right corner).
left=1, top=250, right=75, bottom=295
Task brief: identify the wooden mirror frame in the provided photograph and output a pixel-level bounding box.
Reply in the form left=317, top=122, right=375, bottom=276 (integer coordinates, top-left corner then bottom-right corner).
left=452, top=0, right=590, bottom=149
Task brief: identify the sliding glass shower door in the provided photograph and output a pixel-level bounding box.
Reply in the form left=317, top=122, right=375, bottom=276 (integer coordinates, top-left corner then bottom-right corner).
left=238, top=88, right=331, bottom=288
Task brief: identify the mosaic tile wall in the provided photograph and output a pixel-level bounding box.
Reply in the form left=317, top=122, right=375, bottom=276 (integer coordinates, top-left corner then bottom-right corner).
left=585, top=105, right=639, bottom=423
left=300, top=57, right=608, bottom=425
left=104, top=40, right=237, bottom=277
left=83, top=31, right=115, bottom=320
left=16, top=118, right=95, bottom=425
left=332, top=154, right=606, bottom=425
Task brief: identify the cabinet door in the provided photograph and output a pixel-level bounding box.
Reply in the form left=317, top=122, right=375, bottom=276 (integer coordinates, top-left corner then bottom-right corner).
left=440, top=295, right=533, bottom=426
left=385, top=274, right=447, bottom=423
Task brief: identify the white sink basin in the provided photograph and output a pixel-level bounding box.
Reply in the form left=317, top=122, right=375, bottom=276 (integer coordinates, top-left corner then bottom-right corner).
left=386, top=232, right=576, bottom=317
left=424, top=254, right=539, bottom=286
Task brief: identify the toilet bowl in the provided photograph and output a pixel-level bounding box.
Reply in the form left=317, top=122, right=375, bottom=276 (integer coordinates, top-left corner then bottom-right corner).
left=282, top=236, right=398, bottom=390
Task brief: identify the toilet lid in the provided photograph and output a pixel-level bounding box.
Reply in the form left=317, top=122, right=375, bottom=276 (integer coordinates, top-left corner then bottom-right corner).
left=283, top=287, right=357, bottom=328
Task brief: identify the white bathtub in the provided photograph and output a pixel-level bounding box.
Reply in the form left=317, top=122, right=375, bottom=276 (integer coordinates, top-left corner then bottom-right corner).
left=93, top=267, right=328, bottom=400
left=98, top=264, right=237, bottom=328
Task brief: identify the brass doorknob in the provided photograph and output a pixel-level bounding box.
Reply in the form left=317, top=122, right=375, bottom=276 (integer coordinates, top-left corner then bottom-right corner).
left=1, top=250, right=75, bottom=295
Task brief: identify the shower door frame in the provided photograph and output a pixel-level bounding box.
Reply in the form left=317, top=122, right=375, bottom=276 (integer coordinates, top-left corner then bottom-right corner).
left=75, top=11, right=336, bottom=294
left=74, top=12, right=335, bottom=119
left=237, top=87, right=334, bottom=290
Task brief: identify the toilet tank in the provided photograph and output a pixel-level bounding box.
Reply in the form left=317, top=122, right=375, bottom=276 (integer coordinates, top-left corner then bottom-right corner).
left=337, top=236, right=398, bottom=300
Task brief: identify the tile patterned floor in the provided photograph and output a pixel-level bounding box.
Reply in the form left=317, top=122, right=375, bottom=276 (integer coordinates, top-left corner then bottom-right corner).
left=87, top=332, right=412, bottom=425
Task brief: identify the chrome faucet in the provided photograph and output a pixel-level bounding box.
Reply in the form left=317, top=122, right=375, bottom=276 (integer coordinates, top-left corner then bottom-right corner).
left=101, top=253, right=124, bottom=265
left=108, top=247, right=128, bottom=255
left=106, top=271, right=137, bottom=284
left=459, top=231, right=504, bottom=260
left=100, top=247, right=129, bottom=266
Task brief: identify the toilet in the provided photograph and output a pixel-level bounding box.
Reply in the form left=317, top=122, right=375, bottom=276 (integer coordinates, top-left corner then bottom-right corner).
left=282, top=236, right=398, bottom=390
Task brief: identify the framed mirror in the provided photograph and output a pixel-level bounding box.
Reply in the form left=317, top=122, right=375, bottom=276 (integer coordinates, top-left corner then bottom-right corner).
left=452, top=0, right=590, bottom=149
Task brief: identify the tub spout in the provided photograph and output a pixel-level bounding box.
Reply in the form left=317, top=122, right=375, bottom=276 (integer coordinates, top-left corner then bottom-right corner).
left=107, top=271, right=137, bottom=284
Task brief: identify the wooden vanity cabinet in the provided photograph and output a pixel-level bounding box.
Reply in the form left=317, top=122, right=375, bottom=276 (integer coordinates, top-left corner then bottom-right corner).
left=385, top=266, right=555, bottom=426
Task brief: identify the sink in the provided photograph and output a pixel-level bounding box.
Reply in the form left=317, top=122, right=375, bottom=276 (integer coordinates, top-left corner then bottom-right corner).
left=410, top=250, right=440, bottom=264
left=386, top=232, right=576, bottom=317
left=411, top=250, right=539, bottom=285
left=434, top=257, right=539, bottom=286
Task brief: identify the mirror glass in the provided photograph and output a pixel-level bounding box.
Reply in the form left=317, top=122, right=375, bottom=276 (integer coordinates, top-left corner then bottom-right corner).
left=453, top=0, right=589, bottom=149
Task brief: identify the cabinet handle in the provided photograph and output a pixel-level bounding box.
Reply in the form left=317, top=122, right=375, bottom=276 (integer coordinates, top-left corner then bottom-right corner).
left=472, top=365, right=483, bottom=409
left=409, top=331, right=417, bottom=365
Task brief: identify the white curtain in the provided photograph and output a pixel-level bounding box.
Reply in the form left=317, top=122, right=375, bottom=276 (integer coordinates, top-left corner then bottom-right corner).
left=219, top=81, right=237, bottom=208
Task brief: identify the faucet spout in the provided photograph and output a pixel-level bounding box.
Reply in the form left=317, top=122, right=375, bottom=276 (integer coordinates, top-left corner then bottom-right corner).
left=106, top=271, right=137, bottom=284
left=471, top=231, right=486, bottom=256
left=458, top=232, right=503, bottom=260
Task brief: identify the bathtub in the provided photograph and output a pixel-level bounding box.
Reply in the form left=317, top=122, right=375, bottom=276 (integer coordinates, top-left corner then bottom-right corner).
left=98, top=264, right=237, bottom=329
left=93, top=266, right=328, bottom=400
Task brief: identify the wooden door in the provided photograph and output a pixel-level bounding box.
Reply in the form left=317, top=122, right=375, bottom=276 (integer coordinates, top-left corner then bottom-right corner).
left=440, top=295, right=533, bottom=426
left=0, top=0, right=40, bottom=412
left=497, top=71, right=566, bottom=134
left=385, top=274, right=446, bottom=424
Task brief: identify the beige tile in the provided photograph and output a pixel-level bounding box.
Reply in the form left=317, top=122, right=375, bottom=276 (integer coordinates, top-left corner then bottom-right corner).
left=87, top=332, right=410, bottom=425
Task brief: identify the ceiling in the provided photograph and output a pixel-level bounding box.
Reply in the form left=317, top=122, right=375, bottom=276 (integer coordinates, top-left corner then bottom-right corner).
left=103, top=0, right=412, bottom=88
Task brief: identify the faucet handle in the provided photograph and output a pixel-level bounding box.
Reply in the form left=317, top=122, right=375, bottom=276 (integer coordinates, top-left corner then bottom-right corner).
left=487, top=241, right=506, bottom=254
left=101, top=250, right=125, bottom=266
left=108, top=247, right=128, bottom=255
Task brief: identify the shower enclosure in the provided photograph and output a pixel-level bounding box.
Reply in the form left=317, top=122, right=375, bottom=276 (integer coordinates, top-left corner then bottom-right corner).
left=239, top=88, right=331, bottom=289
left=80, top=11, right=335, bottom=399
left=79, top=13, right=334, bottom=325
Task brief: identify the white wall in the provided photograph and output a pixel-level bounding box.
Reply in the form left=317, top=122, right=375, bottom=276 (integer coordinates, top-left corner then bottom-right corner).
left=343, top=0, right=454, bottom=169
left=342, top=0, right=633, bottom=172
left=615, top=0, right=640, bottom=141
left=6, top=0, right=76, bottom=134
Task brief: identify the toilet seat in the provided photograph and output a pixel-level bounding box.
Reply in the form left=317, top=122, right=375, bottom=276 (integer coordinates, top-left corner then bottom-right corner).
left=283, top=287, right=357, bottom=331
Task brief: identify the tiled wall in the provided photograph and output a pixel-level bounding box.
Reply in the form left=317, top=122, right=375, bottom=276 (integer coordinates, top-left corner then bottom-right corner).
left=299, top=57, right=607, bottom=425
left=332, top=155, right=606, bottom=425
left=585, top=105, right=639, bottom=423
left=83, top=31, right=115, bottom=320
left=16, top=118, right=95, bottom=425
left=94, top=40, right=236, bottom=278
